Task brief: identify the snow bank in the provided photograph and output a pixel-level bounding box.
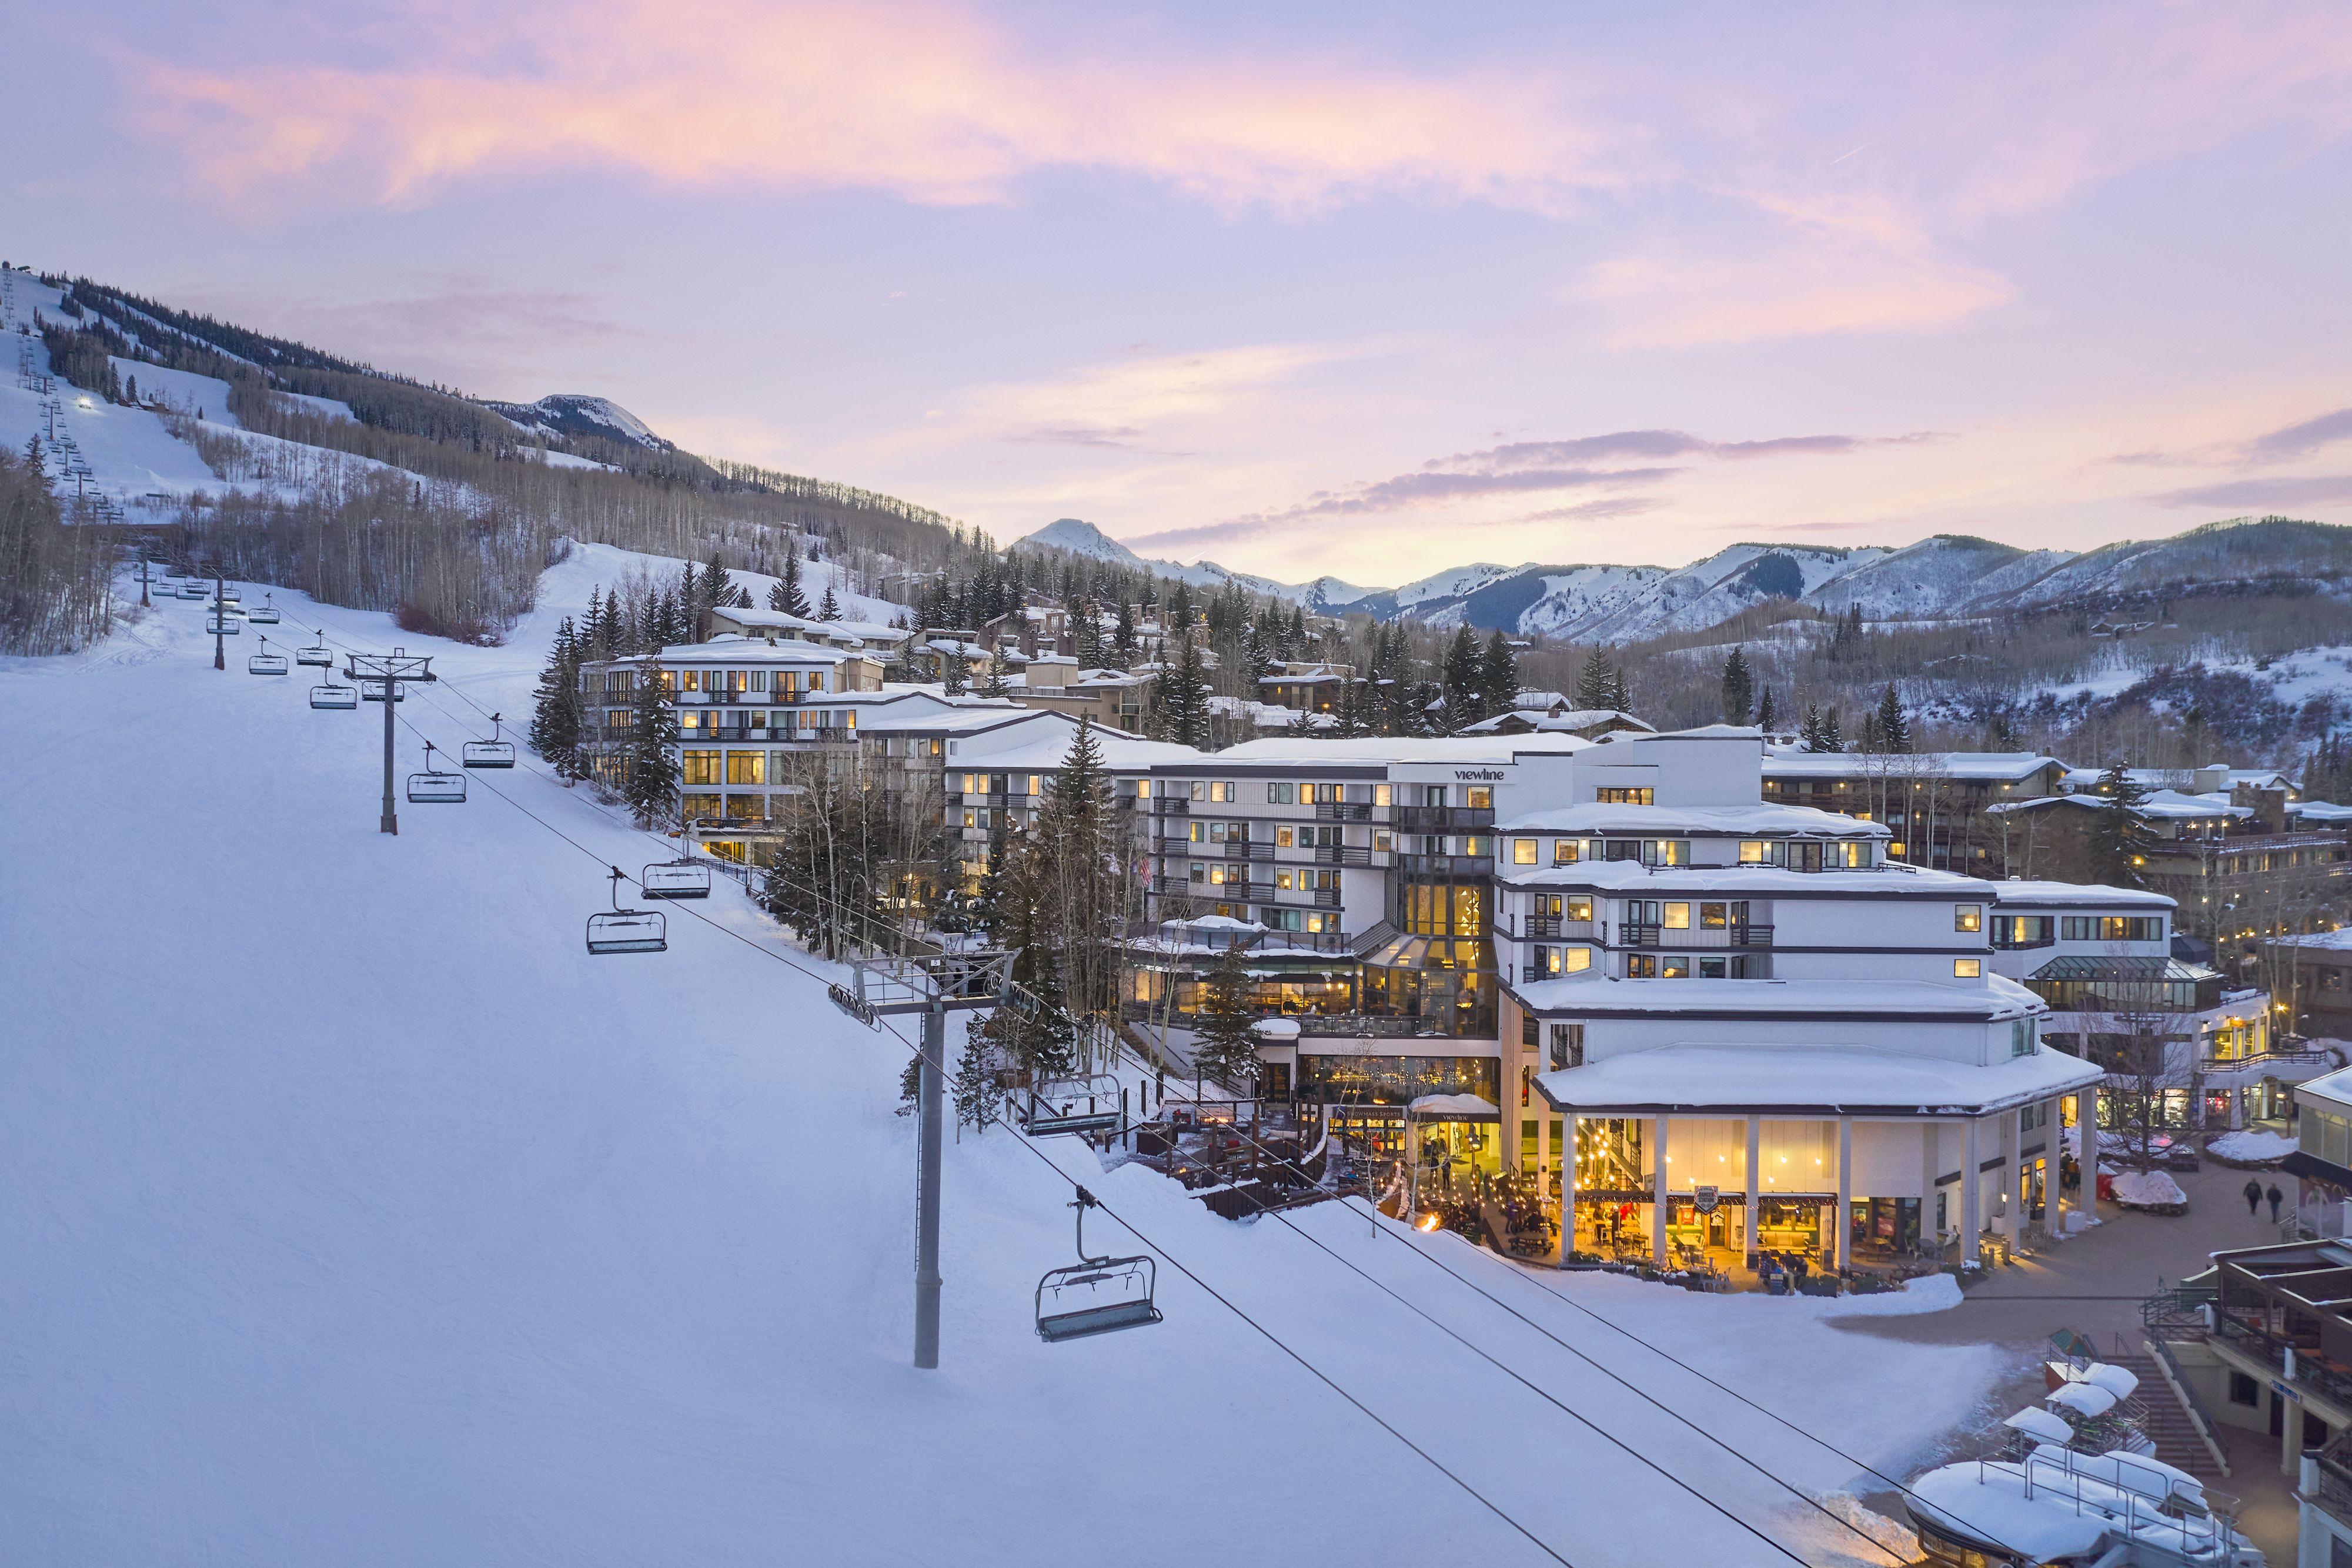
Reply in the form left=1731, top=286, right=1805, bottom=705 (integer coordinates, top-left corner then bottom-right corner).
left=2110, top=1171, right=2189, bottom=1208
left=2207, top=1130, right=2297, bottom=1164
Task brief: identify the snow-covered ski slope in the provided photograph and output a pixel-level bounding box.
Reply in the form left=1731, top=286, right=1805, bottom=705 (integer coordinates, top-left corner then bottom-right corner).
left=1, top=554, right=1996, bottom=1566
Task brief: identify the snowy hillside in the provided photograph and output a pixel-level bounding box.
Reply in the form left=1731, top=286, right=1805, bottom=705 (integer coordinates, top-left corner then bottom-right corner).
left=0, top=551, right=1996, bottom=1566
left=1808, top=536, right=2076, bottom=618
left=1013, top=518, right=1380, bottom=608
left=483, top=393, right=674, bottom=452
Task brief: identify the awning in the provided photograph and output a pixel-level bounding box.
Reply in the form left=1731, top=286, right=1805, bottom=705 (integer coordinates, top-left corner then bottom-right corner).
left=1535, top=1043, right=2102, bottom=1118
left=2285, top=1149, right=2352, bottom=1192
left=1408, top=1094, right=1500, bottom=1122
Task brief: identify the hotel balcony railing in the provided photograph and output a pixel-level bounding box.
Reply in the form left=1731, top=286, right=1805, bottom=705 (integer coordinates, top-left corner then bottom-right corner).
left=1314, top=802, right=1375, bottom=822
left=1991, top=932, right=2056, bottom=951
left=1222, top=840, right=1276, bottom=861
left=1154, top=798, right=1191, bottom=817
left=1510, top=915, right=1593, bottom=940
left=1305, top=844, right=1374, bottom=867
left=1394, top=804, right=1494, bottom=833
left=1620, top=922, right=1775, bottom=950
left=2214, top=1313, right=2352, bottom=1410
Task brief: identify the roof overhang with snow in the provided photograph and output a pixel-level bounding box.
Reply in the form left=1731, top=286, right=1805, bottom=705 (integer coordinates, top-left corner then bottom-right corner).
left=1534, top=1043, right=2100, bottom=1118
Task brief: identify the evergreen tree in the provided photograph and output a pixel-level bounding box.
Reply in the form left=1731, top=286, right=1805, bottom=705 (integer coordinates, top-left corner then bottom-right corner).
left=1874, top=684, right=1912, bottom=754
left=1112, top=600, right=1139, bottom=667
left=698, top=549, right=733, bottom=637
left=1160, top=634, right=1211, bottom=748
left=1720, top=646, right=1753, bottom=724
left=622, top=664, right=682, bottom=827
left=1603, top=663, right=1631, bottom=715
left=1818, top=707, right=1845, bottom=752
left=1013, top=950, right=1078, bottom=1079
left=1575, top=649, right=1615, bottom=711
left=1329, top=675, right=1367, bottom=737
left=1755, top=684, right=1777, bottom=733
left=978, top=647, right=1013, bottom=698
left=527, top=615, right=586, bottom=781
left=898, top=1053, right=922, bottom=1114
left=941, top=638, right=969, bottom=694
left=817, top=583, right=842, bottom=621
left=1479, top=631, right=1519, bottom=718
left=951, top=1028, right=998, bottom=1133
left=776, top=541, right=813, bottom=618
left=2086, top=762, right=2156, bottom=888
left=1798, top=703, right=1822, bottom=750
left=1439, top=626, right=1482, bottom=732
left=1193, top=944, right=1260, bottom=1092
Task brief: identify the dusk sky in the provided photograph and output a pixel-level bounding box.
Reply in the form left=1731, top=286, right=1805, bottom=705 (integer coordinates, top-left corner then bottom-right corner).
left=22, top=1, right=2352, bottom=584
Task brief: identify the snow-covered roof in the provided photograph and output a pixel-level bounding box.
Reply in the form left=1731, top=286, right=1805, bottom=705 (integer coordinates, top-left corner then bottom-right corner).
left=1988, top=880, right=2176, bottom=911
left=2294, top=801, right=2352, bottom=824
left=856, top=704, right=1039, bottom=736
left=2059, top=763, right=2296, bottom=793
left=1498, top=802, right=1888, bottom=839
left=1761, top=750, right=2065, bottom=781
left=1534, top=1041, right=2099, bottom=1116
left=960, top=732, right=1198, bottom=771
left=1162, top=733, right=1590, bottom=770
left=2271, top=929, right=2352, bottom=954
left=1459, top=707, right=1655, bottom=736
left=1251, top=1017, right=1301, bottom=1041
left=648, top=639, right=849, bottom=666
left=1986, top=791, right=2247, bottom=823
left=1500, top=860, right=1970, bottom=895
left=1512, top=972, right=2044, bottom=1021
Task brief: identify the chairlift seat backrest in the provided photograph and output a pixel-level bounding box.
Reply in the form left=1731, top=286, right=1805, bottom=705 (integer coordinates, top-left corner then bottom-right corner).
left=1021, top=1074, right=1125, bottom=1136
left=461, top=740, right=516, bottom=769
left=1035, top=1258, right=1161, bottom=1342
left=360, top=680, right=405, bottom=702
left=205, top=616, right=242, bottom=634
left=406, top=771, right=467, bottom=804
left=586, top=909, right=667, bottom=955
left=310, top=684, right=358, bottom=710
left=248, top=606, right=280, bottom=624
left=296, top=644, right=333, bottom=667
left=248, top=653, right=289, bottom=675
left=641, top=861, right=713, bottom=899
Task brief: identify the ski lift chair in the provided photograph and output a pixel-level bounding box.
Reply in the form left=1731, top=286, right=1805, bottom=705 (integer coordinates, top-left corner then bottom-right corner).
left=178, top=583, right=208, bottom=600
left=1019, top=1074, right=1127, bottom=1137
left=205, top=613, right=242, bottom=636
left=295, top=633, right=333, bottom=667
left=359, top=678, right=405, bottom=703
left=461, top=712, right=517, bottom=769
left=1035, top=1188, right=1161, bottom=1344
left=640, top=857, right=713, bottom=900
left=586, top=867, right=667, bottom=955
left=247, top=594, right=280, bottom=625
left=309, top=683, right=358, bottom=710
left=246, top=637, right=289, bottom=676
left=405, top=743, right=467, bottom=804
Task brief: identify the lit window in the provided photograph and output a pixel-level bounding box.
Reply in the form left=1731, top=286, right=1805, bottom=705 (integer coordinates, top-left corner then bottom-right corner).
left=1565, top=897, right=1592, bottom=922
left=1662, top=903, right=1690, bottom=930
left=1553, top=840, right=1578, bottom=865
left=1513, top=838, right=1538, bottom=865
left=1595, top=787, right=1654, bottom=805
left=1561, top=947, right=1592, bottom=973
left=1374, top=784, right=1394, bottom=807
left=1955, top=905, right=1983, bottom=934
left=1739, top=840, right=1770, bottom=864
left=1954, top=958, right=1982, bottom=978
left=1466, top=786, right=1494, bottom=809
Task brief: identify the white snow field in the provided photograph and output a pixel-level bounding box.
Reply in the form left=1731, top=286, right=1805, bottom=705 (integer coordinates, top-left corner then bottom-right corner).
left=0, top=554, right=2000, bottom=1566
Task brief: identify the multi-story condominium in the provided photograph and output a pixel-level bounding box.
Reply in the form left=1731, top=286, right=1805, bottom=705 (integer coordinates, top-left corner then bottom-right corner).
left=1130, top=726, right=2120, bottom=1275
left=2267, top=931, right=2352, bottom=1041
left=1759, top=748, right=2070, bottom=874
left=705, top=606, right=905, bottom=656
left=1459, top=700, right=1653, bottom=740
left=1987, top=881, right=2322, bottom=1132
left=1255, top=662, right=1358, bottom=716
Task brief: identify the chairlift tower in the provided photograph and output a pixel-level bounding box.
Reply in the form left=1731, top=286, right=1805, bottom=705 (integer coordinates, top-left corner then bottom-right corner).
left=210, top=566, right=228, bottom=671
left=831, top=947, right=1017, bottom=1369
left=344, top=647, right=437, bottom=834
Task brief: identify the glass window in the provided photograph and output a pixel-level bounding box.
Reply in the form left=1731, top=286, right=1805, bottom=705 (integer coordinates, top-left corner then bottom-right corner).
left=1662, top=902, right=1690, bottom=930
left=1659, top=955, right=1690, bottom=978
left=1595, top=787, right=1653, bottom=805
left=1738, top=839, right=1776, bottom=864
left=682, top=750, right=721, bottom=785
left=1565, top=897, right=1592, bottom=922
left=1374, top=784, right=1393, bottom=807
left=1700, top=902, right=1727, bottom=929
left=1372, top=830, right=1393, bottom=852
left=1513, top=838, right=1538, bottom=864
left=726, top=751, right=763, bottom=785
left=1466, top=786, right=1493, bottom=809
left=1561, top=947, right=1591, bottom=973
left=1552, top=839, right=1578, bottom=865
left=1955, top=958, right=1983, bottom=978
left=1955, top=904, right=1983, bottom=933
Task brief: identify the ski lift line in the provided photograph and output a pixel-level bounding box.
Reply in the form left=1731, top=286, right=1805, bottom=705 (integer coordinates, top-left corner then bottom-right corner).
left=370, top=731, right=1576, bottom=1564
left=363, top=710, right=1579, bottom=1566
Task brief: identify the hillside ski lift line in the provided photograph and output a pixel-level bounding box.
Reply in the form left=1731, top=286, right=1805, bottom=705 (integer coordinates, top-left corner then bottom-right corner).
left=309, top=683, right=358, bottom=710
left=1017, top=1074, right=1127, bottom=1138
left=405, top=741, right=467, bottom=804
left=359, top=678, right=406, bottom=702
left=461, top=713, right=516, bottom=770
left=247, top=593, right=280, bottom=626
left=347, top=648, right=438, bottom=834
left=639, top=857, right=711, bottom=900
left=585, top=867, right=667, bottom=955
left=205, top=613, right=242, bottom=636
left=246, top=637, right=289, bottom=676
left=295, top=633, right=333, bottom=667
left=1035, top=1188, right=1162, bottom=1344
left=829, top=947, right=1020, bottom=1371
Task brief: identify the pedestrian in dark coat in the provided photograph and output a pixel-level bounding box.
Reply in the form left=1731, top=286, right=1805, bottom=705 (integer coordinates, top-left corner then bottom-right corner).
left=2246, top=1178, right=2266, bottom=1216
left=2267, top=1183, right=2286, bottom=1222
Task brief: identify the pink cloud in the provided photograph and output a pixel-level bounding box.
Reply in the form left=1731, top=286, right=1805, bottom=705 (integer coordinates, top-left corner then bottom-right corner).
left=135, top=0, right=1643, bottom=211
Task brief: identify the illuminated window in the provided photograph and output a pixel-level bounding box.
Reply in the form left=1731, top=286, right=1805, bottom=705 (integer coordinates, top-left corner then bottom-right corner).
left=1513, top=838, right=1538, bottom=864
left=1595, top=787, right=1654, bottom=805
left=1374, top=784, right=1394, bottom=807
left=726, top=751, right=763, bottom=785
left=1954, top=958, right=1983, bottom=978
left=1662, top=902, right=1691, bottom=930
left=1466, top=786, right=1494, bottom=809
left=1561, top=947, right=1592, bottom=973
left=1955, top=904, right=1983, bottom=933
left=682, top=750, right=722, bottom=786
left=1565, top=897, right=1592, bottom=921
left=1553, top=839, right=1578, bottom=865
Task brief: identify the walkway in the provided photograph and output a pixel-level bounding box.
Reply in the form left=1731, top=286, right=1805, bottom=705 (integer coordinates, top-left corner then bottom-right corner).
left=1835, top=1161, right=2303, bottom=1562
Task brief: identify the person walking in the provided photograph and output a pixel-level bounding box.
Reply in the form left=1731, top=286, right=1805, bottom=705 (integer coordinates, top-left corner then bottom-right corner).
left=2246, top=1178, right=2266, bottom=1216
left=2267, top=1182, right=2286, bottom=1223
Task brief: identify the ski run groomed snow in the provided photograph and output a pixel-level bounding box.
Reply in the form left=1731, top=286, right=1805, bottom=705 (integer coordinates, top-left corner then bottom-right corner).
left=1, top=549, right=2002, bottom=1566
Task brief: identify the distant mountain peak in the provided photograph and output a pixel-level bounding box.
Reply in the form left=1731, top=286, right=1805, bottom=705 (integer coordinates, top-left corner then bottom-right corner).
left=483, top=393, right=672, bottom=452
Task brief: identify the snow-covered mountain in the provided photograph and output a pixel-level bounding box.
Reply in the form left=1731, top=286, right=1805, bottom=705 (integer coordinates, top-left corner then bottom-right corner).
left=481, top=393, right=673, bottom=452
left=1011, top=518, right=1378, bottom=607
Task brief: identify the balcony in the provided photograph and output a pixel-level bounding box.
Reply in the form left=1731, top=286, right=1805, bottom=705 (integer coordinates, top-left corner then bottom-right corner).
left=1395, top=804, right=1494, bottom=833
left=1308, top=843, right=1374, bottom=867
left=1314, top=801, right=1374, bottom=822
left=1154, top=798, right=1191, bottom=817
left=1222, top=840, right=1275, bottom=861
left=1514, top=915, right=1593, bottom=940
left=1620, top=922, right=1775, bottom=950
